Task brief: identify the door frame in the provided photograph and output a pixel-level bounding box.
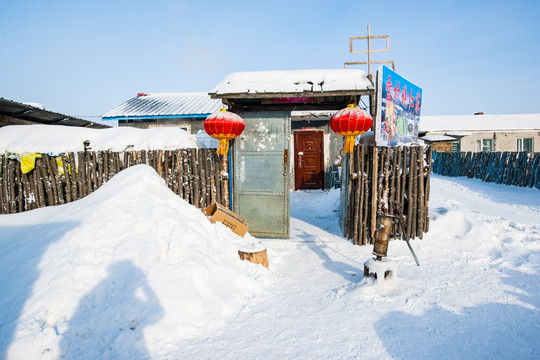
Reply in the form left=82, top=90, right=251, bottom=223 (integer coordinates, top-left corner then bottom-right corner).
left=293, top=129, right=325, bottom=190
left=231, top=111, right=291, bottom=238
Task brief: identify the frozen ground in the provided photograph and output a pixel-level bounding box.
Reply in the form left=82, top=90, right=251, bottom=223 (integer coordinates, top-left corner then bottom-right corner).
left=1, top=166, right=539, bottom=359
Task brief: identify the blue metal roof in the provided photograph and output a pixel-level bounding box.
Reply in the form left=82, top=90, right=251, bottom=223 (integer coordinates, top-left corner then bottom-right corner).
left=102, top=92, right=223, bottom=121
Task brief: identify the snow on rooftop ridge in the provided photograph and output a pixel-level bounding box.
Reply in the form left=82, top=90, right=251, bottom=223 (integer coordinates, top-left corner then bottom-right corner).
left=21, top=102, right=45, bottom=110
left=421, top=113, right=540, bottom=131
left=422, top=135, right=456, bottom=142
left=210, top=69, right=374, bottom=96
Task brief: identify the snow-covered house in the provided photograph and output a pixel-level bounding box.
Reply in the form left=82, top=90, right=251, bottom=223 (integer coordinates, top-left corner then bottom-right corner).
left=101, top=92, right=223, bottom=134
left=209, top=68, right=375, bottom=238
left=420, top=113, right=540, bottom=152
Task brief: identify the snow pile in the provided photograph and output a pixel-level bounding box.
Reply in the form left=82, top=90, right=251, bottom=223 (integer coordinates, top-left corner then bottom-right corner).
left=1, top=165, right=267, bottom=359
left=0, top=125, right=202, bottom=154
left=210, top=69, right=374, bottom=95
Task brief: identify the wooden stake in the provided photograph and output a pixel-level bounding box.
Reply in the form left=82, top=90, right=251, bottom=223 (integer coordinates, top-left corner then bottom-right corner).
left=370, top=146, right=378, bottom=239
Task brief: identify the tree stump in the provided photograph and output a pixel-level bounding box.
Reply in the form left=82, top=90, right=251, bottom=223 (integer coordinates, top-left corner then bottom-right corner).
left=238, top=243, right=269, bottom=268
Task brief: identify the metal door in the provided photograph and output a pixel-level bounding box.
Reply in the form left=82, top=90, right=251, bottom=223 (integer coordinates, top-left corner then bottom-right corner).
left=294, top=130, right=324, bottom=190
left=232, top=111, right=290, bottom=238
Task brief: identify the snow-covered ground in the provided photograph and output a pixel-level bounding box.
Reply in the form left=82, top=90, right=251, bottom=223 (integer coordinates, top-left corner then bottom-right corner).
left=1, top=165, right=539, bottom=359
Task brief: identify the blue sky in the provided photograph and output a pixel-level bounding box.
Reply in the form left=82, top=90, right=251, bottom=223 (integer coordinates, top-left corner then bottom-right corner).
left=1, top=0, right=539, bottom=120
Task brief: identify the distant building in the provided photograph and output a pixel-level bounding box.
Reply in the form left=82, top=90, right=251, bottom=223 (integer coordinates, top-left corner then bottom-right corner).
left=420, top=114, right=539, bottom=152
left=101, top=92, right=223, bottom=134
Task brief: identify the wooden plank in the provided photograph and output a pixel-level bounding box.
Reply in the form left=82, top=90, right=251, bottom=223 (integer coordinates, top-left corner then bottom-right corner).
left=14, top=157, right=23, bottom=212
left=405, top=147, right=414, bottom=240
left=362, top=172, right=369, bottom=245
left=22, top=171, right=34, bottom=211
left=345, top=151, right=355, bottom=241
left=68, top=153, right=78, bottom=200
left=191, top=149, right=201, bottom=208
left=44, top=155, right=59, bottom=205
left=176, top=150, right=183, bottom=197
left=370, top=146, right=379, bottom=239
left=76, top=152, right=86, bottom=198
left=61, top=154, right=72, bottom=203
left=198, top=149, right=208, bottom=209
left=37, top=157, right=54, bottom=207
left=352, top=146, right=361, bottom=245
left=0, top=156, right=5, bottom=214
left=209, top=151, right=217, bottom=204
left=424, top=146, right=432, bottom=233
left=182, top=149, right=191, bottom=203
left=220, top=154, right=229, bottom=208
left=417, top=146, right=425, bottom=239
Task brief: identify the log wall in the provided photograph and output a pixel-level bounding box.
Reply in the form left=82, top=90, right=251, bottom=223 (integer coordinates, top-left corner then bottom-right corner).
left=432, top=151, right=540, bottom=189
left=344, top=145, right=432, bottom=246
left=0, top=149, right=228, bottom=215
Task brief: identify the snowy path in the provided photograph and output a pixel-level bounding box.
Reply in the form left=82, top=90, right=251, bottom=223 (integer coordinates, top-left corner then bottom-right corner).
left=1, top=169, right=538, bottom=359
left=169, top=176, right=540, bottom=360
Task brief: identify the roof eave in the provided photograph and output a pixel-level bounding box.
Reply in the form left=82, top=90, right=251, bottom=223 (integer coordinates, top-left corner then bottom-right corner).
left=209, top=89, right=374, bottom=100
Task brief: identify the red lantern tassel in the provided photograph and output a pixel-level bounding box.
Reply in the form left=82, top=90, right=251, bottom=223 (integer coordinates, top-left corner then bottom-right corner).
left=343, top=136, right=355, bottom=153
left=217, top=139, right=230, bottom=155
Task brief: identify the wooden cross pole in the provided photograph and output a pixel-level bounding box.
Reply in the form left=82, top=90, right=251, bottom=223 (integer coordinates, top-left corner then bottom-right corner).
left=344, top=24, right=395, bottom=79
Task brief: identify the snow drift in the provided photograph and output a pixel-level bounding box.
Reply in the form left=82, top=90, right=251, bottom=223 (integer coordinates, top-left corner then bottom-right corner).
left=1, top=165, right=266, bottom=359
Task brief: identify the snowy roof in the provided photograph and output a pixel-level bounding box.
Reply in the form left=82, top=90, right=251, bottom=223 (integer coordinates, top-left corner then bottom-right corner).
left=210, top=69, right=374, bottom=98
left=420, top=114, right=540, bottom=132
left=0, top=124, right=202, bottom=153
left=421, top=135, right=456, bottom=142
left=0, top=97, right=109, bottom=129
left=445, top=131, right=472, bottom=137
left=102, top=92, right=223, bottom=121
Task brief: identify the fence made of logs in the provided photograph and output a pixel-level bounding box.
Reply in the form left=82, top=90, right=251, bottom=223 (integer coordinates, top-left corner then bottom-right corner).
left=431, top=151, right=540, bottom=189
left=343, top=145, right=432, bottom=246
left=0, top=149, right=228, bottom=215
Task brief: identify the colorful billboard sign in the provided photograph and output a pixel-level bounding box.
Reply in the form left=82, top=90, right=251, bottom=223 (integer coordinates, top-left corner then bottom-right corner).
left=375, top=66, right=422, bottom=146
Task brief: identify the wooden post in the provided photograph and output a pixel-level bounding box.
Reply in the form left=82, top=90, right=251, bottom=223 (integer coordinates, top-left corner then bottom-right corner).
left=38, top=158, right=54, bottom=207
left=68, top=152, right=78, bottom=201
left=221, top=154, right=229, bottom=208
left=209, top=151, right=217, bottom=204
left=417, top=146, right=425, bottom=238
left=424, top=146, right=432, bottom=233
left=191, top=149, right=201, bottom=208
left=182, top=149, right=191, bottom=203
left=370, top=146, right=379, bottom=239
left=0, top=156, right=5, bottom=214
left=15, top=158, right=23, bottom=212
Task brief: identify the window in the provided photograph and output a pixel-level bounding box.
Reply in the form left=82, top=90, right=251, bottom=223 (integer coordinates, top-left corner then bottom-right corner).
left=517, top=138, right=533, bottom=152
left=476, top=139, right=492, bottom=152
left=452, top=140, right=460, bottom=152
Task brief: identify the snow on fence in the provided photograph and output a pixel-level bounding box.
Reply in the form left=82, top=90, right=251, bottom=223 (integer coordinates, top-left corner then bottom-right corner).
left=0, top=149, right=228, bottom=214
left=343, top=145, right=432, bottom=246
left=432, top=151, right=540, bottom=189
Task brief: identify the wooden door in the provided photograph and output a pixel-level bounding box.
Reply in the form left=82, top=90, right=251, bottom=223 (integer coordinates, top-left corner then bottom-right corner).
left=232, top=112, right=290, bottom=238
left=294, top=130, right=324, bottom=190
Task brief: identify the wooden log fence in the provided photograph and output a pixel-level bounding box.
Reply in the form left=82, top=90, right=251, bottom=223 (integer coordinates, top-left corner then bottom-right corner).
left=344, top=145, right=432, bottom=246
left=0, top=149, right=228, bottom=215
left=432, top=151, right=540, bottom=189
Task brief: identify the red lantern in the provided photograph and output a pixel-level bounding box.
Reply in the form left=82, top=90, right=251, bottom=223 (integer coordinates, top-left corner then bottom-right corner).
left=329, top=104, right=373, bottom=153
left=204, top=108, right=245, bottom=155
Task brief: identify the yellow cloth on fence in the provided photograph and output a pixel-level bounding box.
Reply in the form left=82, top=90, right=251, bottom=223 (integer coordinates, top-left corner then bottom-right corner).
left=21, top=153, right=42, bottom=174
